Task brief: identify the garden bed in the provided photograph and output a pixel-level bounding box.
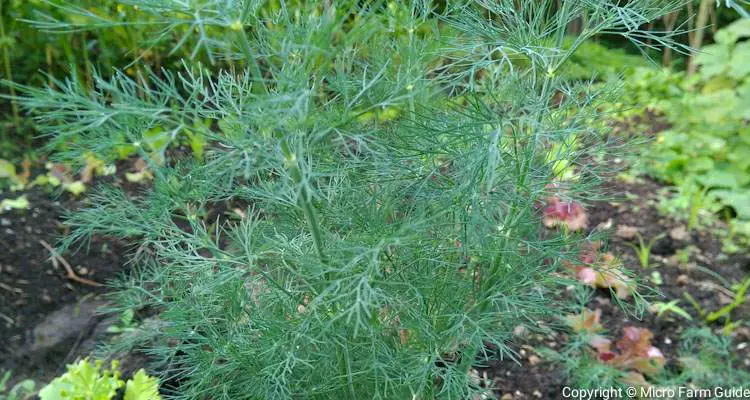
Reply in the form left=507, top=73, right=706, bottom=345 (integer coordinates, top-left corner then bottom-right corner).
left=2, top=166, right=748, bottom=398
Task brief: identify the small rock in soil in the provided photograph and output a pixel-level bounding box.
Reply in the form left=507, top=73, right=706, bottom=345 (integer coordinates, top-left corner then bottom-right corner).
left=0, top=218, right=10, bottom=226
left=615, top=224, right=639, bottom=240
left=596, top=218, right=613, bottom=231
left=29, top=298, right=108, bottom=352
left=718, top=293, right=734, bottom=306
left=669, top=226, right=689, bottom=242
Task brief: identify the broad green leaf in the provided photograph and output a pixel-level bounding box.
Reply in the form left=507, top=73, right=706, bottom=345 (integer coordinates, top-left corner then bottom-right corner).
left=142, top=127, right=171, bottom=159
left=715, top=18, right=750, bottom=45
left=695, top=44, right=730, bottom=79
left=729, top=41, right=750, bottom=80
left=685, top=157, right=714, bottom=172
left=115, top=143, right=138, bottom=159
left=694, top=90, right=737, bottom=125
left=123, top=370, right=161, bottom=400
left=713, top=190, right=750, bottom=220
left=185, top=131, right=206, bottom=160
left=697, top=170, right=742, bottom=189
left=39, top=359, right=124, bottom=400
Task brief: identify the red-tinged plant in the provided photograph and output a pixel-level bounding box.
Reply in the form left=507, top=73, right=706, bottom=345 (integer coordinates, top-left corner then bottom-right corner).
left=567, top=242, right=633, bottom=299
left=595, top=327, right=665, bottom=377
left=567, top=308, right=616, bottom=361
left=568, top=313, right=665, bottom=379
left=543, top=196, right=588, bottom=231
left=566, top=308, right=603, bottom=334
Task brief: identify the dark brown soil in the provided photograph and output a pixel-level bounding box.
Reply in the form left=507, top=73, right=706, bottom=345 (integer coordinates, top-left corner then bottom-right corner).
left=0, top=187, right=126, bottom=383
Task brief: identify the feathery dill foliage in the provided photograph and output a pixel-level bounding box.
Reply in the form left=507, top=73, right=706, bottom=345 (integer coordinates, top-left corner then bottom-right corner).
left=10, top=1, right=685, bottom=398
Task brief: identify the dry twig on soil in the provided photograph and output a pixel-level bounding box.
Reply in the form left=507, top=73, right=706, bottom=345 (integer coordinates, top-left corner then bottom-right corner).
left=39, top=239, right=102, bottom=287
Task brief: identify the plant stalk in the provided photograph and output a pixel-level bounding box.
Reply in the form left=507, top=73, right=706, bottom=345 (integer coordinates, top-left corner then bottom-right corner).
left=0, top=2, right=21, bottom=135
left=282, top=142, right=327, bottom=265
left=687, top=0, right=712, bottom=75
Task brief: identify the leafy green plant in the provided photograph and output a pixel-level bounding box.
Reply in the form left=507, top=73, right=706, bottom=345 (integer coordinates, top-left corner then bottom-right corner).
left=39, top=359, right=160, bottom=400
left=666, top=327, right=750, bottom=387
left=563, top=39, right=651, bottom=81
left=559, top=309, right=666, bottom=388
left=650, top=299, right=692, bottom=320
left=0, top=372, right=35, bottom=400
left=627, top=232, right=666, bottom=269
left=105, top=308, right=137, bottom=334
left=683, top=291, right=706, bottom=319
left=8, top=1, right=687, bottom=398
left=615, top=19, right=750, bottom=237
left=705, top=276, right=750, bottom=326
left=683, top=275, right=750, bottom=334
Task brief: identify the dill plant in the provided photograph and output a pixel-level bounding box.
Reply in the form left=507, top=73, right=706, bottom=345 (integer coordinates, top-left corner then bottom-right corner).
left=8, top=1, right=687, bottom=398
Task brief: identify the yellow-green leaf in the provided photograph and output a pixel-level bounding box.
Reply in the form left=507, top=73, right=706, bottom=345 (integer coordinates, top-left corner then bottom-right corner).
left=0, top=195, right=30, bottom=212
left=64, top=181, right=87, bottom=196
left=123, top=370, right=161, bottom=400
left=0, top=159, right=17, bottom=181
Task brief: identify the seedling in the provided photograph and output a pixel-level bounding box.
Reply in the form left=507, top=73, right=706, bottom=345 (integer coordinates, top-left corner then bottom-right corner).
left=651, top=300, right=692, bottom=321
left=0, top=372, right=35, bottom=400
left=674, top=246, right=695, bottom=266
left=105, top=308, right=138, bottom=334
left=627, top=232, right=665, bottom=269
left=687, top=186, right=711, bottom=232
left=683, top=292, right=706, bottom=319
left=705, top=276, right=750, bottom=326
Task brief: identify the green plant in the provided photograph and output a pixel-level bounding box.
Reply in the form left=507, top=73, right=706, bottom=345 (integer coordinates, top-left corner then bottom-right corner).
left=627, top=232, right=665, bottom=269
left=650, top=299, right=692, bottom=320
left=705, top=276, right=750, bottom=327
left=683, top=291, right=706, bottom=318
left=554, top=308, right=666, bottom=389
left=563, top=39, right=651, bottom=81
left=0, top=1, right=20, bottom=135
left=105, top=308, right=137, bottom=334
left=556, top=311, right=750, bottom=390
left=617, top=19, right=750, bottom=238
left=39, top=359, right=160, bottom=400
left=9, top=1, right=686, bottom=398
left=665, top=327, right=750, bottom=387
left=684, top=275, right=750, bottom=334
left=0, top=372, right=35, bottom=400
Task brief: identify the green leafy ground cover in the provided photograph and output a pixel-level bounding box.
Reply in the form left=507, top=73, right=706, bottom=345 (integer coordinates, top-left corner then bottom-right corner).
left=602, top=19, right=750, bottom=246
